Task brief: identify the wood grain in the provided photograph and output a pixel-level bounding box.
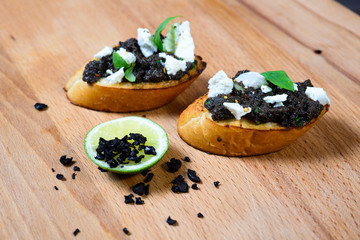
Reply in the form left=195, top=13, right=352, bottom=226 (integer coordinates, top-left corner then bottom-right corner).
left=1, top=0, right=359, bottom=239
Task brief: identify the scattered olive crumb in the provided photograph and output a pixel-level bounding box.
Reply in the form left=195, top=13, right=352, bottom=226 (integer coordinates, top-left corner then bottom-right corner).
left=73, top=228, right=80, bottom=236
left=197, top=212, right=204, bottom=218
left=167, top=216, right=177, bottom=225
left=141, top=169, right=150, bottom=176
left=217, top=137, right=222, bottom=142
left=72, top=173, right=76, bottom=180
left=59, top=155, right=74, bottom=166
left=144, top=184, right=150, bottom=195
left=98, top=167, right=108, bottom=172
left=123, top=227, right=129, bottom=235
left=191, top=183, right=198, bottom=190
left=54, top=186, right=59, bottom=190
left=132, top=182, right=147, bottom=196
left=187, top=169, right=201, bottom=183
left=73, top=166, right=80, bottom=172
left=144, top=173, right=154, bottom=183
left=171, top=175, right=189, bottom=193
left=51, top=168, right=55, bottom=172
left=56, top=174, right=65, bottom=180
left=166, top=158, right=182, bottom=173
left=214, top=181, right=220, bottom=188
left=314, top=49, right=322, bottom=54
left=135, top=197, right=144, bottom=205
left=34, top=103, right=48, bottom=111
left=183, top=156, right=190, bottom=162
left=124, top=194, right=135, bottom=204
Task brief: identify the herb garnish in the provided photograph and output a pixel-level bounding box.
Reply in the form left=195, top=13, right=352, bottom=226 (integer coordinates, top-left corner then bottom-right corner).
left=112, top=51, right=136, bottom=82
left=261, top=71, right=294, bottom=92
left=154, top=16, right=181, bottom=52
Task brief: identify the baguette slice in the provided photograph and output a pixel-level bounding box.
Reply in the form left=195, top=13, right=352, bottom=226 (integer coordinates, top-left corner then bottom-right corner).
left=177, top=94, right=329, bottom=157
left=65, top=56, right=206, bottom=112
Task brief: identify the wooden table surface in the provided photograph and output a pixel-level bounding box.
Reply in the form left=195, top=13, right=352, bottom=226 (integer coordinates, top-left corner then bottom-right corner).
left=1, top=0, right=359, bottom=239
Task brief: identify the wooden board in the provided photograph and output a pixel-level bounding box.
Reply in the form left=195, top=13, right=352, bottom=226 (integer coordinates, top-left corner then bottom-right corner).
left=1, top=0, right=359, bottom=239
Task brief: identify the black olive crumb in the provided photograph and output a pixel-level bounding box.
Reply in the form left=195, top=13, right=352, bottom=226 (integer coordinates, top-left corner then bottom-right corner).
left=73, top=166, right=80, bottom=172
left=123, top=227, right=129, bottom=235
left=167, top=216, right=177, bottom=225
left=214, top=181, right=220, bottom=188
left=171, top=175, right=189, bottom=193
left=51, top=168, right=55, bottom=172
left=59, top=155, right=74, bottom=166
left=166, top=158, right=182, bottom=173
left=144, top=184, right=150, bottom=195
left=187, top=169, right=201, bottom=183
left=132, top=182, right=147, bottom=196
left=197, top=212, right=204, bottom=218
left=217, top=137, right=222, bottom=142
left=144, top=173, right=154, bottom=183
left=141, top=169, right=150, bottom=176
left=191, top=183, right=198, bottom=190
left=72, top=173, right=76, bottom=180
left=98, top=167, right=108, bottom=172
left=183, top=156, right=190, bottom=162
left=34, top=103, right=48, bottom=111
left=54, top=186, right=58, bottom=190
left=56, top=174, right=65, bottom=180
left=314, top=49, right=322, bottom=54
left=124, top=194, right=135, bottom=204
left=73, top=228, right=80, bottom=236
left=135, top=197, right=144, bottom=205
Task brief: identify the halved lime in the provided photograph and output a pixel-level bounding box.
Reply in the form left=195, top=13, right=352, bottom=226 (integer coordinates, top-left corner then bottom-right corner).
left=84, top=116, right=169, bottom=174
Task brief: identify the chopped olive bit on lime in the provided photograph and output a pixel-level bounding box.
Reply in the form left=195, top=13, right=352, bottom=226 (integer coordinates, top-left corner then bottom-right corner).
left=154, top=15, right=182, bottom=52
left=261, top=70, right=294, bottom=91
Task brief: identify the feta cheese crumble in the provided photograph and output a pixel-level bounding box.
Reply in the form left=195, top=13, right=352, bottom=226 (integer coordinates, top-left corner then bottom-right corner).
left=162, top=54, right=187, bottom=75
left=263, top=94, right=288, bottom=108
left=294, top=83, right=298, bottom=91
left=208, top=70, right=233, bottom=98
left=223, top=102, right=251, bottom=120
left=174, top=21, right=195, bottom=62
left=235, top=72, right=267, bottom=89
left=116, top=48, right=136, bottom=65
left=261, top=85, right=272, bottom=93
left=305, top=87, right=331, bottom=105
left=137, top=28, right=157, bottom=57
left=100, top=68, right=125, bottom=84
left=93, top=46, right=113, bottom=59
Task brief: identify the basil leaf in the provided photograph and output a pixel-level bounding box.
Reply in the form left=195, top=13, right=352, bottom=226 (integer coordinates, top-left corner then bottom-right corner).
left=124, top=64, right=136, bottom=82
left=154, top=16, right=181, bottom=52
left=112, top=51, right=129, bottom=70
left=162, top=23, right=178, bottom=53
left=261, top=71, right=294, bottom=91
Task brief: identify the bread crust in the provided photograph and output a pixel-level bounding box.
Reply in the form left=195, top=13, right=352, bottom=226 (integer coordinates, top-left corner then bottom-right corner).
left=65, top=56, right=206, bottom=112
left=177, top=94, right=329, bottom=156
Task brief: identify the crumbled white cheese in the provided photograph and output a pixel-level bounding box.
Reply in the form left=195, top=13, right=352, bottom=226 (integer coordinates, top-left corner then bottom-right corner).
left=116, top=48, right=136, bottom=65
left=174, top=21, right=195, bottom=62
left=261, top=85, right=272, bottom=93
left=305, top=87, right=331, bottom=105
left=294, top=83, right=298, bottom=91
left=100, top=68, right=124, bottom=84
left=93, top=46, right=113, bottom=59
left=106, top=69, right=113, bottom=75
left=263, top=94, right=288, bottom=108
left=159, top=52, right=167, bottom=58
left=137, top=28, right=157, bottom=57
left=235, top=72, right=267, bottom=89
left=223, top=102, right=251, bottom=120
left=208, top=70, right=233, bottom=98
left=163, top=54, right=187, bottom=75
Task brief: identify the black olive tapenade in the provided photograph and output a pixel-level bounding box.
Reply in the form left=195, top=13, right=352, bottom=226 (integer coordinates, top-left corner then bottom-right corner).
left=204, top=70, right=324, bottom=128
left=82, top=38, right=196, bottom=84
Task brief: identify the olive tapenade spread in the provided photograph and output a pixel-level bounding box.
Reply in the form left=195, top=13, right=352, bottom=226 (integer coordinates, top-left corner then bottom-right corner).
left=83, top=38, right=196, bottom=84
left=204, top=70, right=324, bottom=128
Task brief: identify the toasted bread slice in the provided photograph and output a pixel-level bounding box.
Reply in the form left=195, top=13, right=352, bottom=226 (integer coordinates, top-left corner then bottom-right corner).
left=177, top=94, right=329, bottom=156
left=65, top=56, right=206, bottom=112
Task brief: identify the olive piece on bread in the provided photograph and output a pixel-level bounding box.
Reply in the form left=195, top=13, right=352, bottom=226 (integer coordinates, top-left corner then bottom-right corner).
left=177, top=70, right=330, bottom=156
left=65, top=17, right=206, bottom=112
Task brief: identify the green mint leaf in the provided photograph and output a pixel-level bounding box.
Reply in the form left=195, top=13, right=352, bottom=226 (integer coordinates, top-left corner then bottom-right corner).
left=261, top=71, right=294, bottom=91
left=124, top=64, right=136, bottom=82
left=154, top=16, right=182, bottom=52
left=163, top=23, right=178, bottom=53
left=112, top=51, right=129, bottom=70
